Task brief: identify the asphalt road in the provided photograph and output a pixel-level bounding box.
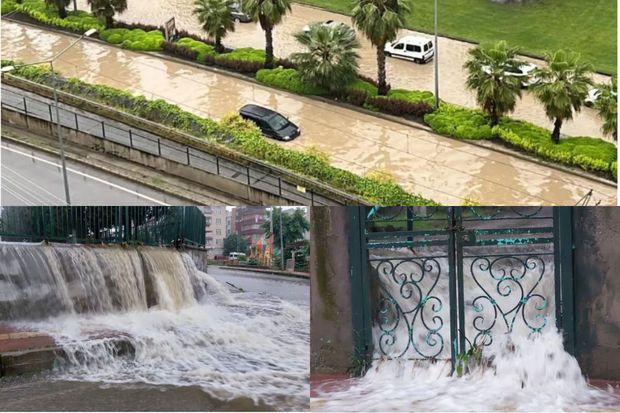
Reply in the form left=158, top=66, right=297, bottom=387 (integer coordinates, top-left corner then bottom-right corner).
left=208, top=266, right=310, bottom=305
left=1, top=141, right=187, bottom=206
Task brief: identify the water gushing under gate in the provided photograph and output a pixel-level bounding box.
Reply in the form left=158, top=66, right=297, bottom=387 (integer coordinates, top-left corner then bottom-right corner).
left=0, top=242, right=309, bottom=411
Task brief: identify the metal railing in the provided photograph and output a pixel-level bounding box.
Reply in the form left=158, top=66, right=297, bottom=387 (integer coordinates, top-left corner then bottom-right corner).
left=1, top=87, right=338, bottom=206
left=0, top=206, right=206, bottom=246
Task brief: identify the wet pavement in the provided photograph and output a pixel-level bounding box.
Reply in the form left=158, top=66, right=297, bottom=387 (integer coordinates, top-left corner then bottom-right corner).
left=73, top=1, right=613, bottom=140
left=2, top=22, right=616, bottom=205
left=0, top=377, right=277, bottom=411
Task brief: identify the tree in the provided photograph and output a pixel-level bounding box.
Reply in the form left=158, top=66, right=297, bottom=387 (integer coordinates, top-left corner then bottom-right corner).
left=262, top=208, right=309, bottom=255
left=530, top=50, right=593, bottom=144
left=45, top=0, right=71, bottom=18
left=87, top=0, right=128, bottom=29
left=223, top=233, right=248, bottom=256
left=464, top=41, right=523, bottom=126
left=352, top=0, right=410, bottom=95
left=292, top=23, right=361, bottom=93
left=242, top=0, right=292, bottom=69
left=594, top=76, right=617, bottom=141
left=193, top=0, right=236, bottom=53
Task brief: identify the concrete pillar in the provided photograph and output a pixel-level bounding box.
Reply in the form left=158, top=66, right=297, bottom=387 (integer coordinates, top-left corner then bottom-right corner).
left=573, top=207, right=620, bottom=380
left=310, top=206, right=354, bottom=374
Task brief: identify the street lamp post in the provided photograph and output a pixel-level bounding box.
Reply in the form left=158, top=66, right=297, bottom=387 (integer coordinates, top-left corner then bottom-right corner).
left=1, top=28, right=97, bottom=206
left=434, top=0, right=439, bottom=110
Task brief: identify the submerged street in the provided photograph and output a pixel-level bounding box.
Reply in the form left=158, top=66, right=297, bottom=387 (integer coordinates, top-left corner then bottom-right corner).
left=1, top=22, right=615, bottom=205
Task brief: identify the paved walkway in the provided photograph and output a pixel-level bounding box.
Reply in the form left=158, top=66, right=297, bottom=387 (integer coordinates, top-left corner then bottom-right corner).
left=2, top=22, right=616, bottom=205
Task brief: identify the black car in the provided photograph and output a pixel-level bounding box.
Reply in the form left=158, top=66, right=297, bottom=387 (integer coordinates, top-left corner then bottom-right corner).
left=239, top=104, right=301, bottom=141
left=230, top=3, right=252, bottom=23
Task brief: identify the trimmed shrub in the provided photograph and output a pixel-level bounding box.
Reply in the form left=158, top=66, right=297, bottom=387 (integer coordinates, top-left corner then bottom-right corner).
left=176, top=37, right=216, bottom=61
left=99, top=28, right=165, bottom=51
left=256, top=68, right=329, bottom=95
left=10, top=1, right=105, bottom=33
left=388, top=88, right=435, bottom=106
left=424, top=104, right=494, bottom=140
left=366, top=96, right=433, bottom=118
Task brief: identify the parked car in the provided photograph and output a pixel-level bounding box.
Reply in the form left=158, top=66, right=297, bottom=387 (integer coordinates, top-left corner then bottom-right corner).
left=481, top=61, right=539, bottom=88
left=302, top=20, right=348, bottom=33
left=239, top=104, right=301, bottom=141
left=384, top=36, right=434, bottom=63
left=230, top=3, right=251, bottom=23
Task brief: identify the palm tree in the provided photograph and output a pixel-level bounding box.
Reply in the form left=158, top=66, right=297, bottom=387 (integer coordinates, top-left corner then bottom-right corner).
left=530, top=50, right=593, bottom=144
left=87, top=0, right=128, bottom=29
left=352, top=0, right=410, bottom=95
left=193, top=0, right=236, bottom=53
left=242, top=0, right=292, bottom=69
left=594, top=76, right=617, bottom=141
left=44, top=0, right=71, bottom=18
left=464, top=41, right=523, bottom=126
left=292, top=23, right=361, bottom=93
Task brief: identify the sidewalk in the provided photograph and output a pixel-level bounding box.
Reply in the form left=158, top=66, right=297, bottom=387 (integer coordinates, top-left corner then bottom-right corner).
left=216, top=265, right=310, bottom=279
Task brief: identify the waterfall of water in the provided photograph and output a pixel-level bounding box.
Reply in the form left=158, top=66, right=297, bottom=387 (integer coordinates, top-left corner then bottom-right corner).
left=0, top=242, right=309, bottom=411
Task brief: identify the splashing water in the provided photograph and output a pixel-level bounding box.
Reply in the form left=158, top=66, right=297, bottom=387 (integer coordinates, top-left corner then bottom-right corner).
left=313, top=330, right=619, bottom=411
left=0, top=242, right=309, bottom=411
left=313, top=243, right=618, bottom=411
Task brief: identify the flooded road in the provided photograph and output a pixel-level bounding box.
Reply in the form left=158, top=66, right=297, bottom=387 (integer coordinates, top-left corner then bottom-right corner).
left=2, top=22, right=616, bottom=205
left=73, top=1, right=612, bottom=140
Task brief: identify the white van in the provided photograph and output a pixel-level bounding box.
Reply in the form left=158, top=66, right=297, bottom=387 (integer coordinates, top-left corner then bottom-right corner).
left=229, top=252, right=246, bottom=260
left=384, top=36, right=434, bottom=63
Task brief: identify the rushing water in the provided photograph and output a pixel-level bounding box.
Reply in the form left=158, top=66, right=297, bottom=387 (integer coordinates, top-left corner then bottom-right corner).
left=312, top=331, right=620, bottom=411
left=312, top=240, right=620, bottom=411
left=0, top=242, right=309, bottom=411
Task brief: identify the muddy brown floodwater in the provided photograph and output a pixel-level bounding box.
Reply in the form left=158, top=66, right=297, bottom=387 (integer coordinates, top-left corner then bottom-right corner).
left=2, top=22, right=616, bottom=205
left=74, top=1, right=613, bottom=140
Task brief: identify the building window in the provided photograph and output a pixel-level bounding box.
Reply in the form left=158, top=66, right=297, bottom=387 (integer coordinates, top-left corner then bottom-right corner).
left=216, top=229, right=222, bottom=235
left=216, top=218, right=221, bottom=224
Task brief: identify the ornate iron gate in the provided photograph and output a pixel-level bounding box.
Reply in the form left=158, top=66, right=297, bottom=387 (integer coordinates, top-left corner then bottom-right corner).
left=348, top=206, right=575, bottom=372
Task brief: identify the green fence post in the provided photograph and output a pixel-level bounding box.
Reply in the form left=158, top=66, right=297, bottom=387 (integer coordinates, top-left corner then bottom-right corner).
left=558, top=207, right=575, bottom=355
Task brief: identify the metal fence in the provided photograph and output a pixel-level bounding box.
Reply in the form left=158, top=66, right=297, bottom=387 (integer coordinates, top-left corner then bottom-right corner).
left=348, top=206, right=575, bottom=373
left=0, top=206, right=206, bottom=247
left=1, top=87, right=339, bottom=206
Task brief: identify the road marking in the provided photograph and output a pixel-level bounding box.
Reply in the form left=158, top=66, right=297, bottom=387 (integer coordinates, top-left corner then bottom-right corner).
left=2, top=163, right=66, bottom=204
left=1, top=144, right=170, bottom=206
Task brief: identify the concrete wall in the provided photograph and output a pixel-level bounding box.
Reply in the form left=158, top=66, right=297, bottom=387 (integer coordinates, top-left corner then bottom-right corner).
left=310, top=206, right=354, bottom=374
left=573, top=207, right=620, bottom=381
left=184, top=246, right=210, bottom=273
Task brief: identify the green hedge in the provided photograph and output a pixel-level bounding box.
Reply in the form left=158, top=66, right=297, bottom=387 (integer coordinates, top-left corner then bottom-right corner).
left=256, top=68, right=329, bottom=96
left=2, top=60, right=437, bottom=205
left=425, top=103, right=616, bottom=177
left=215, top=47, right=266, bottom=64
left=99, top=28, right=164, bottom=51
left=4, top=0, right=105, bottom=33
left=388, top=89, right=435, bottom=106
left=176, top=37, right=217, bottom=61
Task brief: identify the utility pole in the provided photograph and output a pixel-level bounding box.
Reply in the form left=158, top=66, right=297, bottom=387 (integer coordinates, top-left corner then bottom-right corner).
left=434, top=0, right=439, bottom=110
left=270, top=207, right=274, bottom=267
left=279, top=210, right=284, bottom=270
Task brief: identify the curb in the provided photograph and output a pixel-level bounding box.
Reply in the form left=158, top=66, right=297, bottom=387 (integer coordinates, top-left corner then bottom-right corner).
left=0, top=128, right=237, bottom=205
left=5, top=17, right=616, bottom=188
left=216, top=265, right=310, bottom=279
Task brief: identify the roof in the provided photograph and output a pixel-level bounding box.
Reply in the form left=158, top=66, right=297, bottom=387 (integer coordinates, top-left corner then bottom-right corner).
left=240, top=104, right=277, bottom=118
left=396, top=35, right=433, bottom=44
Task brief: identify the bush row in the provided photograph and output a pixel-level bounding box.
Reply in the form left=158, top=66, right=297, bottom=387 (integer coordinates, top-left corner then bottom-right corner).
left=425, top=103, right=617, bottom=177
left=7, top=1, right=105, bottom=34
left=99, top=28, right=164, bottom=51
left=1, top=60, right=437, bottom=205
